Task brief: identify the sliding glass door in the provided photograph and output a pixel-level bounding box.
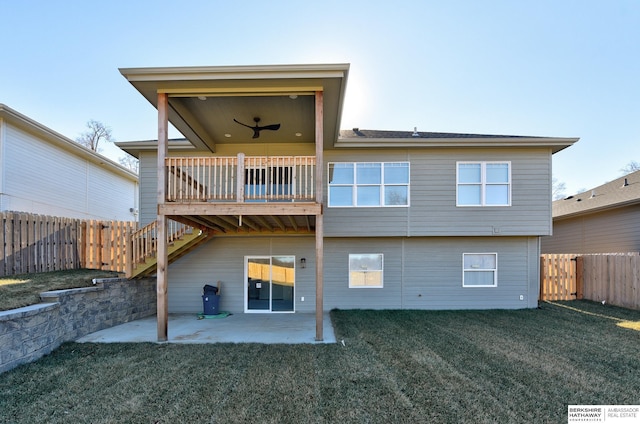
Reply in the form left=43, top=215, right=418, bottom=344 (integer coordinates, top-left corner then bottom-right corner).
left=245, top=256, right=295, bottom=313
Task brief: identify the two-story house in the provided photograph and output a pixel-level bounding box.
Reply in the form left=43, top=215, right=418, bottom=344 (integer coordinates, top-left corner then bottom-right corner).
left=541, top=169, right=640, bottom=254
left=0, top=104, right=139, bottom=221
left=116, top=63, right=578, bottom=342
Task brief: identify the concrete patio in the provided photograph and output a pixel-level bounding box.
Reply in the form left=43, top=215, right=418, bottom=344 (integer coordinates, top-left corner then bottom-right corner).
left=76, top=312, right=336, bottom=344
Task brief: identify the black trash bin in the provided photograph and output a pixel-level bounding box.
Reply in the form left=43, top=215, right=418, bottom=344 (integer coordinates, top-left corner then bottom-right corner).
left=202, top=284, right=220, bottom=315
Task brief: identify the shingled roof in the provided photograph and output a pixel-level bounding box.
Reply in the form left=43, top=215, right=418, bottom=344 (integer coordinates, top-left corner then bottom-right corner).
left=336, top=128, right=577, bottom=153
left=553, top=169, right=640, bottom=219
left=339, top=129, right=535, bottom=139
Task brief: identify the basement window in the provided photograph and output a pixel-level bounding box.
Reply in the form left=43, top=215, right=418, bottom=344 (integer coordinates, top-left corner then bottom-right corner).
left=463, top=253, right=498, bottom=287
left=349, top=253, right=384, bottom=288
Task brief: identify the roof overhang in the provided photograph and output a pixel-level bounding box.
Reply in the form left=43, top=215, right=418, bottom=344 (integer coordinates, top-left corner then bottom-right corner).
left=335, top=135, right=579, bottom=154
left=119, top=64, right=350, bottom=152
left=114, top=138, right=195, bottom=159
left=0, top=104, right=138, bottom=181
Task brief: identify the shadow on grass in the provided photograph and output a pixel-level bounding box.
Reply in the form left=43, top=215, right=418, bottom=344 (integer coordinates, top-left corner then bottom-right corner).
left=1, top=300, right=639, bottom=423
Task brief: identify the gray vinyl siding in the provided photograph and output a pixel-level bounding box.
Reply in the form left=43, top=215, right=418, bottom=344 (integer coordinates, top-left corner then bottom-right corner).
left=166, top=235, right=540, bottom=313
left=138, top=151, right=158, bottom=226
left=167, top=236, right=317, bottom=314
left=541, top=205, right=640, bottom=253
left=325, top=236, right=539, bottom=310
left=2, top=124, right=137, bottom=220
left=323, top=148, right=553, bottom=237
left=139, top=147, right=553, bottom=234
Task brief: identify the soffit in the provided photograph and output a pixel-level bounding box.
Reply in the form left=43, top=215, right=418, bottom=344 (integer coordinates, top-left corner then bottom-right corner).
left=119, top=64, right=349, bottom=152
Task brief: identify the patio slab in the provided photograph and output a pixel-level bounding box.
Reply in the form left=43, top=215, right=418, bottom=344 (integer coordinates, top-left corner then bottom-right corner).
left=76, top=312, right=336, bottom=344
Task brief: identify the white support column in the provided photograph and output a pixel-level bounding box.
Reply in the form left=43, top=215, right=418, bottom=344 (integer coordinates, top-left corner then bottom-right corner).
left=157, top=92, right=169, bottom=342
left=315, top=90, right=324, bottom=341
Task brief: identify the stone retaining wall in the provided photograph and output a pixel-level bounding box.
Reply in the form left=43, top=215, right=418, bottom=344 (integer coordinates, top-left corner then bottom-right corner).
left=0, top=278, right=156, bottom=374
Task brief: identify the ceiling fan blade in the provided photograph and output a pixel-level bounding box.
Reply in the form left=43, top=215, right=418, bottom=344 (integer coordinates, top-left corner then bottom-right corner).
left=260, top=123, right=281, bottom=131
left=233, top=118, right=253, bottom=129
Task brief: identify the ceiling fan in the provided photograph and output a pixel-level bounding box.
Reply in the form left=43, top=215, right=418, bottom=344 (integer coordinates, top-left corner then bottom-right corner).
left=233, top=117, right=281, bottom=139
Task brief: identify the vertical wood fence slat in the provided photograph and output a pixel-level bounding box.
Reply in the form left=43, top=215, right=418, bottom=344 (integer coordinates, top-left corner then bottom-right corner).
left=0, top=211, right=136, bottom=276
left=0, top=214, right=5, bottom=276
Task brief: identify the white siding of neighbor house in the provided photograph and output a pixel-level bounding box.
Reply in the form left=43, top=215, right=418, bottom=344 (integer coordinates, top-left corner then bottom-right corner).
left=1, top=123, right=137, bottom=220
left=166, top=235, right=540, bottom=313
left=541, top=205, right=640, bottom=253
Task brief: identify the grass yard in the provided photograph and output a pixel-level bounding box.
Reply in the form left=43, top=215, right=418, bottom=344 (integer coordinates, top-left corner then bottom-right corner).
left=1, top=301, right=639, bottom=423
left=0, top=269, right=121, bottom=311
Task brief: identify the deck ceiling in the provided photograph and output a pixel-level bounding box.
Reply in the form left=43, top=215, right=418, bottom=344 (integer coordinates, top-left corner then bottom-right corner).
left=119, top=64, right=350, bottom=152
left=169, top=214, right=315, bottom=235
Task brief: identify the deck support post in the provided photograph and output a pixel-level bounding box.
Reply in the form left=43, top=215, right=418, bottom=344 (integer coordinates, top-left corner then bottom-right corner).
left=315, top=90, right=324, bottom=341
left=157, top=92, right=169, bottom=342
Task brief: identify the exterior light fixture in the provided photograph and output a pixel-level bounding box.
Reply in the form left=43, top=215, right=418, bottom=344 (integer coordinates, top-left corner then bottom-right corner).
left=300, top=258, right=306, bottom=268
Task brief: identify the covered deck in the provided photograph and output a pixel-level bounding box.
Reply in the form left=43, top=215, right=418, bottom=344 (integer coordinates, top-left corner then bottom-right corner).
left=119, top=64, right=350, bottom=343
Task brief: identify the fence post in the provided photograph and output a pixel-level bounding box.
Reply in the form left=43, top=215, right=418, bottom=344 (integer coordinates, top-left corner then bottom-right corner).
left=125, top=230, right=133, bottom=279
left=539, top=255, right=546, bottom=301
left=575, top=256, right=584, bottom=299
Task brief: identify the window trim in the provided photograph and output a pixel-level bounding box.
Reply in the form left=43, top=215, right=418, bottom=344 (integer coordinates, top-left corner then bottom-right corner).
left=456, top=161, right=511, bottom=207
left=328, top=161, right=410, bottom=208
left=462, top=253, right=498, bottom=288
left=348, top=253, right=384, bottom=288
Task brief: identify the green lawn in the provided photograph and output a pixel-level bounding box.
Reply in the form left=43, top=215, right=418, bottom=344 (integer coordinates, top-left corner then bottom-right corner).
left=0, top=269, right=121, bottom=311
left=1, top=301, right=639, bottom=423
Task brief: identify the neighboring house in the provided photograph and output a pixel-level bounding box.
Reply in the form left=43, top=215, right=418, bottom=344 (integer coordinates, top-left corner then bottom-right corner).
left=116, top=63, right=578, bottom=341
left=541, top=170, right=640, bottom=253
left=0, top=104, right=138, bottom=221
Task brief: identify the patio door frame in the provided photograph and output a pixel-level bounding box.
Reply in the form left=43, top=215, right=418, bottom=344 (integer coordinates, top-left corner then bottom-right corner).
left=244, top=255, right=296, bottom=313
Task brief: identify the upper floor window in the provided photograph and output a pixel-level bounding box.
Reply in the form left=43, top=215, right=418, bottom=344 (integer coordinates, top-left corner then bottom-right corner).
left=457, top=162, right=511, bottom=206
left=328, top=162, right=409, bottom=207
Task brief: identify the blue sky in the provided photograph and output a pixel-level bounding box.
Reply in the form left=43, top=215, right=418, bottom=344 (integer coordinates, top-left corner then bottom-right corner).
left=2, top=0, right=638, bottom=196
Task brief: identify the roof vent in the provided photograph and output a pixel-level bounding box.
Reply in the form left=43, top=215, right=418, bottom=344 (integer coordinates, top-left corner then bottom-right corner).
left=353, top=128, right=359, bottom=133
left=590, top=190, right=596, bottom=199
left=622, top=178, right=629, bottom=187
left=412, top=127, right=419, bottom=137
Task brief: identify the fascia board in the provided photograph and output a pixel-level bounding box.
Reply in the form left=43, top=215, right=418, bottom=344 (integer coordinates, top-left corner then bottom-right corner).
left=334, top=137, right=579, bottom=153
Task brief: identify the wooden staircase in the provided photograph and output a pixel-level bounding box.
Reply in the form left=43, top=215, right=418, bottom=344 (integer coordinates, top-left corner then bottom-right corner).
left=126, top=220, right=210, bottom=279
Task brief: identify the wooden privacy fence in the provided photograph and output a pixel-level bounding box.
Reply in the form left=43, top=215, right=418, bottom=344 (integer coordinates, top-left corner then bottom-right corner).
left=0, top=211, right=136, bottom=276
left=540, top=254, right=582, bottom=301
left=82, top=219, right=138, bottom=273
left=540, top=253, right=640, bottom=310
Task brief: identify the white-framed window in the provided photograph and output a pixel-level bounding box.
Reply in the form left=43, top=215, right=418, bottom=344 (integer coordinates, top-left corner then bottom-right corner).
left=349, top=253, right=384, bottom=288
left=457, top=162, right=511, bottom=206
left=463, top=253, right=497, bottom=287
left=328, top=162, right=409, bottom=207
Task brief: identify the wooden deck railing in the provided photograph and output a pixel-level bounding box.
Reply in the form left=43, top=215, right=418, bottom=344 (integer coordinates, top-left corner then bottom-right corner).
left=127, top=219, right=192, bottom=273
left=166, top=154, right=316, bottom=202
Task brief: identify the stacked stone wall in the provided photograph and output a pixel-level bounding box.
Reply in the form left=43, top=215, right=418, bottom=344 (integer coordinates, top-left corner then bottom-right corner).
left=0, top=278, right=156, bottom=374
